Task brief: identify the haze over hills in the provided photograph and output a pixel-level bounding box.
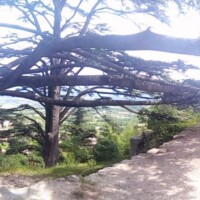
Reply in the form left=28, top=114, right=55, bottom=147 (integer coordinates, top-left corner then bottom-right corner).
left=0, top=96, right=41, bottom=108
left=0, top=96, right=141, bottom=128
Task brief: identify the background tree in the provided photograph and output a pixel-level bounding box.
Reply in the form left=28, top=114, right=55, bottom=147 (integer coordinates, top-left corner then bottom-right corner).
left=0, top=0, right=199, bottom=167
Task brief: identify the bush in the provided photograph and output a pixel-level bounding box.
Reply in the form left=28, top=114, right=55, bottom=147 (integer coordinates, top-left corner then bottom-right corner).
left=111, top=120, right=138, bottom=156
left=60, top=137, right=93, bottom=163
left=93, top=138, right=119, bottom=162
left=26, top=154, right=44, bottom=167
left=75, top=147, right=92, bottom=163
left=139, top=105, right=200, bottom=149
left=59, top=152, right=76, bottom=165
left=60, top=139, right=77, bottom=152
left=0, top=153, right=44, bottom=169
left=87, top=159, right=96, bottom=167
left=6, top=137, right=31, bottom=154
left=0, top=154, right=27, bottom=168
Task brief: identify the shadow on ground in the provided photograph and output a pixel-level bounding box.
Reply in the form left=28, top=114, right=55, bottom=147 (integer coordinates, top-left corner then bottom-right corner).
left=85, top=125, right=200, bottom=200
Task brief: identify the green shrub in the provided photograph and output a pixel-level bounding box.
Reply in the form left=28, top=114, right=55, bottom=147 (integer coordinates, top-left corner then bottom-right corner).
left=59, top=152, right=76, bottom=165
left=93, top=138, right=119, bottom=162
left=139, top=105, right=200, bottom=149
left=6, top=137, right=30, bottom=154
left=0, top=154, right=27, bottom=168
left=0, top=153, right=44, bottom=169
left=111, top=120, right=138, bottom=156
left=60, top=137, right=93, bottom=163
left=60, top=139, right=76, bottom=152
left=75, top=147, right=92, bottom=163
left=26, top=154, right=44, bottom=167
left=87, top=159, right=96, bottom=167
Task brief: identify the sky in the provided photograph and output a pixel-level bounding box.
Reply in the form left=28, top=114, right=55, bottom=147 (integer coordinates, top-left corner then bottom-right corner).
left=89, top=3, right=200, bottom=79
left=109, top=6, right=200, bottom=38
left=110, top=4, right=200, bottom=80
left=0, top=1, right=200, bottom=79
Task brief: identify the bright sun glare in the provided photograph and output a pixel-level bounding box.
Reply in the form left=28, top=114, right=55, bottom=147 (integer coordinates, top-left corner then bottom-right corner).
left=108, top=4, right=200, bottom=80
left=109, top=3, right=200, bottom=39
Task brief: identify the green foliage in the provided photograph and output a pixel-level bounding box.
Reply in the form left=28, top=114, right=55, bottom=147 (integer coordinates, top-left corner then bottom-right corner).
left=86, top=159, right=97, bottom=167
left=0, top=154, right=26, bottom=168
left=98, top=120, right=122, bottom=139
left=25, top=154, right=44, bottom=167
left=0, top=157, right=130, bottom=178
left=60, top=138, right=77, bottom=152
left=62, top=108, right=97, bottom=137
left=0, top=105, right=138, bottom=168
left=60, top=108, right=98, bottom=164
left=93, top=138, right=119, bottom=162
left=60, top=114, right=138, bottom=164
left=98, top=115, right=138, bottom=156
left=47, top=163, right=105, bottom=178
left=139, top=105, right=200, bottom=148
left=59, top=107, right=138, bottom=164
left=60, top=138, right=93, bottom=163
left=0, top=142, right=8, bottom=152
left=0, top=152, right=44, bottom=169
left=59, top=152, right=76, bottom=165
left=0, top=161, right=105, bottom=178
left=6, top=137, right=30, bottom=154
left=110, top=120, right=138, bottom=156
left=75, top=147, right=93, bottom=163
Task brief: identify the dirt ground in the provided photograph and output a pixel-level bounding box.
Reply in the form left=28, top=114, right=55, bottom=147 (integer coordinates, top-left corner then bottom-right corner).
left=1, top=123, right=200, bottom=200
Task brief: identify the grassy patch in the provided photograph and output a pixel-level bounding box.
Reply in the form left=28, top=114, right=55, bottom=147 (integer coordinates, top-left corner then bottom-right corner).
left=0, top=163, right=105, bottom=178
left=0, top=154, right=128, bottom=178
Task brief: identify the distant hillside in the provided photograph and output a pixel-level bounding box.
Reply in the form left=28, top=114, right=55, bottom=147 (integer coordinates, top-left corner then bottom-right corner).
left=65, top=106, right=141, bottom=130
left=0, top=96, right=141, bottom=128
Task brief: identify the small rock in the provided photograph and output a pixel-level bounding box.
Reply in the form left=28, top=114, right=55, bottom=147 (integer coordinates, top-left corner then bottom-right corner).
left=56, top=177, right=66, bottom=181
left=158, top=148, right=167, bottom=153
left=98, top=172, right=107, bottom=177
left=66, top=175, right=80, bottom=182
left=173, top=134, right=185, bottom=140
left=147, top=148, right=167, bottom=154
left=147, top=148, right=159, bottom=154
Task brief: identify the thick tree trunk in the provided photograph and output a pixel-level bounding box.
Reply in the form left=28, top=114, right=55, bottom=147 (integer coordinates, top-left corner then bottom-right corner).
left=42, top=2, right=63, bottom=167
left=43, top=86, right=61, bottom=167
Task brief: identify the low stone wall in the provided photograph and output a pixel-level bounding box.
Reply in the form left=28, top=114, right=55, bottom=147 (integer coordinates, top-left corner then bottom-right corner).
left=130, top=136, right=143, bottom=157
left=130, top=131, right=153, bottom=157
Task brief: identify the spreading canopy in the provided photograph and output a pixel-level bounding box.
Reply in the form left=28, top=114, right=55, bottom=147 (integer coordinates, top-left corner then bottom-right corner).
left=0, top=0, right=200, bottom=108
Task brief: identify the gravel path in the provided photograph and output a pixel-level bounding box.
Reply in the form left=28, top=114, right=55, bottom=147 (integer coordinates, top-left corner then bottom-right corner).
left=1, top=124, right=200, bottom=200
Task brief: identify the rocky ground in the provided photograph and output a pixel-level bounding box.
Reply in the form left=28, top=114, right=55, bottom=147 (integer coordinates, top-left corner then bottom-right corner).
left=1, top=124, right=200, bottom=200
